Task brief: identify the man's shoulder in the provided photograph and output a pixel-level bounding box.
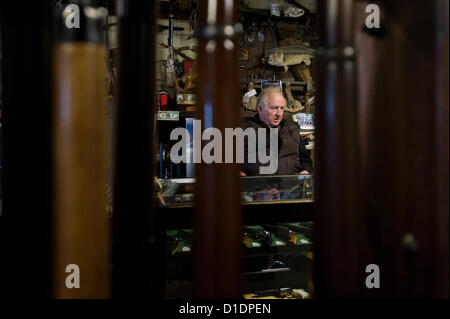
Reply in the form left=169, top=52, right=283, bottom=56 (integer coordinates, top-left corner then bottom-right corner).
left=240, top=113, right=261, bottom=128
left=281, top=116, right=300, bottom=131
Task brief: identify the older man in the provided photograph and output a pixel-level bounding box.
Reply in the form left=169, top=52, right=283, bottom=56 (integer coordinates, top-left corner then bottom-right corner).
left=240, top=87, right=313, bottom=176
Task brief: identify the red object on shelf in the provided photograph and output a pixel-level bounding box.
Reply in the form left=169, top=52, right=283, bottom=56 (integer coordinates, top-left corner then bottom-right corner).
left=157, top=92, right=168, bottom=110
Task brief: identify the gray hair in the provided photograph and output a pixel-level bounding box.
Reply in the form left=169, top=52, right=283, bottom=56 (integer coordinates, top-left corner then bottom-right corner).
left=257, top=87, right=285, bottom=109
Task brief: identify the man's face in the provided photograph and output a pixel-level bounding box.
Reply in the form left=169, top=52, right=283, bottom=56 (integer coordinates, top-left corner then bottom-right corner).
left=257, top=92, right=285, bottom=127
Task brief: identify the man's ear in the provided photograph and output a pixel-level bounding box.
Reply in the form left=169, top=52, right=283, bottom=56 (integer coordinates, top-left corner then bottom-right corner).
left=256, top=104, right=262, bottom=114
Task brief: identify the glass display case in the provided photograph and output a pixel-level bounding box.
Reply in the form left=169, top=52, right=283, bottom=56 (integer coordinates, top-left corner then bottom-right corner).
left=158, top=175, right=315, bottom=299
left=156, top=174, right=314, bottom=207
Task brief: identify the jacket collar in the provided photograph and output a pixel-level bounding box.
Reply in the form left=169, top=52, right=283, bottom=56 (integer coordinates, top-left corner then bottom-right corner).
left=252, top=113, right=285, bottom=129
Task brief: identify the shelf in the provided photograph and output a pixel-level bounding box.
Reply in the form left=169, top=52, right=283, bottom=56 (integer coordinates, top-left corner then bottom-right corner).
left=166, top=225, right=313, bottom=258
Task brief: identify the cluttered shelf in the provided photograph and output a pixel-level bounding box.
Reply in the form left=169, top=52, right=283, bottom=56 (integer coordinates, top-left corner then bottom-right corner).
left=156, top=174, right=313, bottom=206
left=154, top=0, right=319, bottom=299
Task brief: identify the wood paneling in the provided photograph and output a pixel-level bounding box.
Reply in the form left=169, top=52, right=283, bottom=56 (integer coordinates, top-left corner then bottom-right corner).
left=314, top=0, right=370, bottom=298
left=53, top=43, right=110, bottom=298
left=193, top=0, right=243, bottom=298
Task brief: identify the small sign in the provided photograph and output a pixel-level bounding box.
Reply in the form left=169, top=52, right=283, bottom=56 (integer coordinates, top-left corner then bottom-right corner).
left=158, top=111, right=180, bottom=121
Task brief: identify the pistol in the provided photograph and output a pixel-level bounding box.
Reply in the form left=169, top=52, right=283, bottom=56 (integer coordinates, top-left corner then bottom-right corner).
left=243, top=226, right=273, bottom=247
left=262, top=224, right=297, bottom=245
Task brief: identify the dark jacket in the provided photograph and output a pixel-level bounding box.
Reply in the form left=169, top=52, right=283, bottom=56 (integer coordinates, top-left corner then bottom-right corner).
left=240, top=114, right=313, bottom=176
